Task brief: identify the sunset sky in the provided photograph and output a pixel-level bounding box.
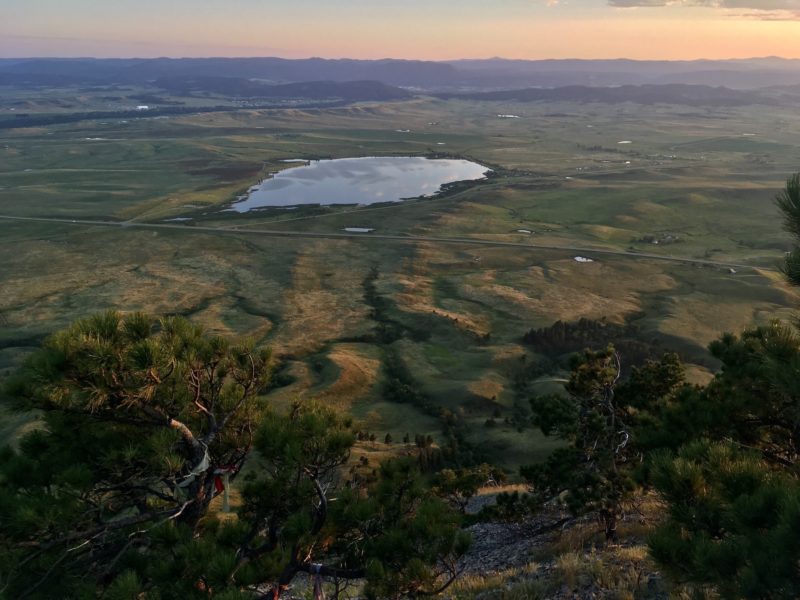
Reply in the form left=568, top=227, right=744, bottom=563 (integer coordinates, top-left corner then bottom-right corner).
left=2, top=0, right=800, bottom=60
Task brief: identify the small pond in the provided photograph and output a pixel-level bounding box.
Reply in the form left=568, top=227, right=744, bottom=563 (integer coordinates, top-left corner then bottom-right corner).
left=229, top=156, right=490, bottom=212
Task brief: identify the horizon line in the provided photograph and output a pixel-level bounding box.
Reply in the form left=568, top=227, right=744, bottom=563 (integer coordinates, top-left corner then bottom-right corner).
left=2, top=54, right=800, bottom=63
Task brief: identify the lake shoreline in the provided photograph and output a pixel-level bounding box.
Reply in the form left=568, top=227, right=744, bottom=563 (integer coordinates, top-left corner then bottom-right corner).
left=228, top=155, right=491, bottom=212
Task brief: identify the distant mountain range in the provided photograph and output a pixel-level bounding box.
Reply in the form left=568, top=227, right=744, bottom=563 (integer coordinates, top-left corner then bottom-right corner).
left=3, top=57, right=800, bottom=90
left=0, top=57, right=453, bottom=88
left=3, top=57, right=800, bottom=117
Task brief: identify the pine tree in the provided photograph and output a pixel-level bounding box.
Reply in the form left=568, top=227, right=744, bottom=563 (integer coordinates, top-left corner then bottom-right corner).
left=176, top=401, right=469, bottom=598
left=525, top=347, right=630, bottom=541
left=522, top=348, right=685, bottom=541
left=647, top=324, right=800, bottom=598
left=0, top=311, right=273, bottom=598
left=0, top=313, right=470, bottom=598
left=776, top=172, right=800, bottom=286
left=649, top=441, right=800, bottom=600
left=433, top=464, right=493, bottom=514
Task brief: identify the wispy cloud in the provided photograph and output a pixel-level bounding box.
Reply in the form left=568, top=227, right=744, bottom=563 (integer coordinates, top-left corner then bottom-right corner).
left=608, top=0, right=673, bottom=6
left=607, top=0, right=800, bottom=19
left=731, top=10, right=800, bottom=19
left=609, top=0, right=800, bottom=6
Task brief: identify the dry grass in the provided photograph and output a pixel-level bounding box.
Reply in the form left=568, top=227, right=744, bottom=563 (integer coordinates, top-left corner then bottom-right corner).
left=547, top=527, right=661, bottom=599
left=458, top=258, right=675, bottom=328
left=658, top=292, right=758, bottom=346
left=451, top=492, right=669, bottom=598
left=545, top=521, right=606, bottom=559
left=348, top=439, right=413, bottom=475
left=451, top=563, right=547, bottom=599
left=584, top=224, right=637, bottom=243
left=272, top=240, right=373, bottom=355
left=467, top=376, right=505, bottom=403
left=313, top=343, right=382, bottom=410
left=553, top=549, right=654, bottom=600
left=393, top=245, right=492, bottom=337
left=473, top=483, right=529, bottom=499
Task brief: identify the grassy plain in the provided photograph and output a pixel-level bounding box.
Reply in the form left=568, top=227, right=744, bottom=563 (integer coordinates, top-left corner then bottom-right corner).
left=1, top=90, right=799, bottom=469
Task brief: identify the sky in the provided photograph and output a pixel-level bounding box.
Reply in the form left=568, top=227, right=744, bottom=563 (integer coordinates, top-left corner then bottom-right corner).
left=2, top=0, right=800, bottom=61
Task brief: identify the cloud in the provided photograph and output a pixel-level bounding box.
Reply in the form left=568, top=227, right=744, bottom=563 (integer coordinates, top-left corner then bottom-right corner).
left=730, top=9, right=800, bottom=18
left=607, top=0, right=672, bottom=6
left=718, top=0, right=800, bottom=7
left=607, top=0, right=800, bottom=19
left=608, top=0, right=800, bottom=7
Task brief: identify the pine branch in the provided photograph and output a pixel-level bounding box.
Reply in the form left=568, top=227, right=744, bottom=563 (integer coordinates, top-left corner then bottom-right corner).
left=776, top=173, right=800, bottom=238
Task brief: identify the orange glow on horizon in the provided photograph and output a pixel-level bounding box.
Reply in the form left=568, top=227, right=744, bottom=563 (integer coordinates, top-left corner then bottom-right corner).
left=3, top=4, right=800, bottom=60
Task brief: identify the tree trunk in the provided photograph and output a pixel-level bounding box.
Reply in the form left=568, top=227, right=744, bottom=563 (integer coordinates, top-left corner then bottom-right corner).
left=178, top=474, right=214, bottom=529
left=603, top=510, right=618, bottom=544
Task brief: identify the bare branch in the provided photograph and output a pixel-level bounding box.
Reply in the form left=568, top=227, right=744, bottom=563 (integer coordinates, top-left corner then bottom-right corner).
left=305, top=468, right=328, bottom=536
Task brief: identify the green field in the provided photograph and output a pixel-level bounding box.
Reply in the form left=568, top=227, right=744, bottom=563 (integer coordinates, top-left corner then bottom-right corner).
left=2, top=90, right=799, bottom=468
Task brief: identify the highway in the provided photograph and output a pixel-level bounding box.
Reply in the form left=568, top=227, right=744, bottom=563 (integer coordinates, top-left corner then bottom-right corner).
left=0, top=214, right=771, bottom=271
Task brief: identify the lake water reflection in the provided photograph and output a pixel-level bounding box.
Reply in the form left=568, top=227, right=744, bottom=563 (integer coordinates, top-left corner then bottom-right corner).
left=230, top=156, right=490, bottom=212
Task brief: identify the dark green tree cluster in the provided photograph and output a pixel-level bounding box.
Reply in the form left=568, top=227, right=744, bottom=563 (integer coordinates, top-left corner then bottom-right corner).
left=0, top=312, right=469, bottom=599
left=521, top=316, right=663, bottom=373
left=646, top=323, right=800, bottom=599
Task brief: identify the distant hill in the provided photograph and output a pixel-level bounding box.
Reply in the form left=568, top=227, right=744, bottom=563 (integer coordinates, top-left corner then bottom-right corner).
left=435, top=84, right=776, bottom=107
left=444, top=58, right=800, bottom=89
left=0, top=57, right=455, bottom=88
left=153, top=77, right=412, bottom=101
left=3, top=57, right=800, bottom=91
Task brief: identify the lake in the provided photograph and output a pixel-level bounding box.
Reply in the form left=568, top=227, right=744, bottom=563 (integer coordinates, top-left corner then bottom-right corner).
left=229, top=156, right=490, bottom=212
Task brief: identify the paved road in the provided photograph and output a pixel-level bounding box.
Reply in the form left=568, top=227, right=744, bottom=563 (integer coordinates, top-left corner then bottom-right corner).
left=0, top=214, right=772, bottom=271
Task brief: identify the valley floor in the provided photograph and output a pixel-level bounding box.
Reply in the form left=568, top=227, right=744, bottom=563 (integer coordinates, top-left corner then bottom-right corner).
left=2, top=94, right=799, bottom=470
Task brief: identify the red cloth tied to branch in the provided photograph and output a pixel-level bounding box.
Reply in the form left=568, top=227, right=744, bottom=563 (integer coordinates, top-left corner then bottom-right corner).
left=212, top=464, right=237, bottom=495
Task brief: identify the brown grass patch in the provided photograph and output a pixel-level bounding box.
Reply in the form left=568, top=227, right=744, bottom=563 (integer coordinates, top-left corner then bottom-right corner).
left=467, top=375, right=505, bottom=402
left=584, top=224, right=636, bottom=242
left=658, top=293, right=758, bottom=346
left=314, top=344, right=382, bottom=410
left=393, top=244, right=492, bottom=337
left=460, top=260, right=674, bottom=327
left=272, top=241, right=372, bottom=354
